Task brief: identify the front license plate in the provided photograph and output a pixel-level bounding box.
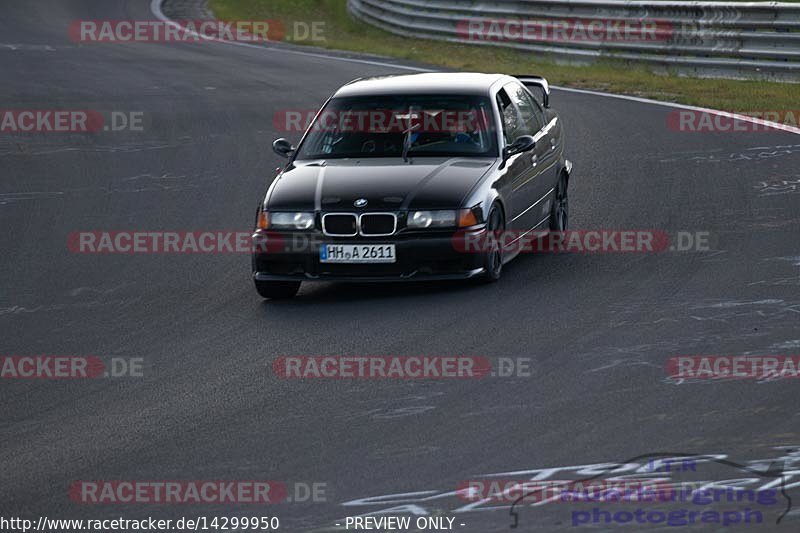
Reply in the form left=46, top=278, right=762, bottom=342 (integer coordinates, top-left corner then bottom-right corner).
left=320, top=244, right=396, bottom=263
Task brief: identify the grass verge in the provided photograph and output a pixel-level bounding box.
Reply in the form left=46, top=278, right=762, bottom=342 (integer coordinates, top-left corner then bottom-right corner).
left=209, top=0, right=799, bottom=113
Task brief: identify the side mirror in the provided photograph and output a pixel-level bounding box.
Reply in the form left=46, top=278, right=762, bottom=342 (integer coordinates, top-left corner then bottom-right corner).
left=502, top=135, right=535, bottom=165
left=272, top=138, right=295, bottom=158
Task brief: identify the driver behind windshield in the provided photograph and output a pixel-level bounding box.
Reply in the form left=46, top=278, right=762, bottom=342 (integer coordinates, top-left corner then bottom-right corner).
left=295, top=94, right=498, bottom=159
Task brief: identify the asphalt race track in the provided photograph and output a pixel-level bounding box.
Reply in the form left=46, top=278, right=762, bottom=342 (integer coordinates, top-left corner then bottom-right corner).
left=2, top=1, right=800, bottom=531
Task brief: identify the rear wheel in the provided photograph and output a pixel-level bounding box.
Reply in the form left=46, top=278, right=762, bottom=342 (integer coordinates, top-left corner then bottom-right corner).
left=481, top=205, right=504, bottom=282
left=255, top=280, right=301, bottom=299
left=549, top=173, right=569, bottom=231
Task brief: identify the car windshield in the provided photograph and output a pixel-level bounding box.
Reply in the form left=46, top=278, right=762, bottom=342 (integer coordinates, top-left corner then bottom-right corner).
left=295, top=94, right=498, bottom=159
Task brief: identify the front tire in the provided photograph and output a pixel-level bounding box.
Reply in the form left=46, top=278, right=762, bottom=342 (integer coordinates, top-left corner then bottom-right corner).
left=255, top=280, right=301, bottom=299
left=481, top=204, right=504, bottom=282
left=549, top=173, right=569, bottom=231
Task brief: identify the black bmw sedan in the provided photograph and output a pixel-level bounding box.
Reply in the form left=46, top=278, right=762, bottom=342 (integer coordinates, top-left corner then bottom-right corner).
left=252, top=73, right=572, bottom=298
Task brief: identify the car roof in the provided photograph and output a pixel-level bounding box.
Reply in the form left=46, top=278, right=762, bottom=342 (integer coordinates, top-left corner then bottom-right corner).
left=333, top=72, right=511, bottom=98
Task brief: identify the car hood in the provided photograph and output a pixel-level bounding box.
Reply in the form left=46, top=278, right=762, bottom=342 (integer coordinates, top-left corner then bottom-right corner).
left=267, top=157, right=495, bottom=211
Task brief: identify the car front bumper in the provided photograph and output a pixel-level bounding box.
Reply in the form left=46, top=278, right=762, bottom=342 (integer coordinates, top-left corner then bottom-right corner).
left=251, top=228, right=486, bottom=282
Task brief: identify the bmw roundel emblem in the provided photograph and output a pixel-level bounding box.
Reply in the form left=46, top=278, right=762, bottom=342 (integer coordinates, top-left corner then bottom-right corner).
left=354, top=198, right=368, bottom=208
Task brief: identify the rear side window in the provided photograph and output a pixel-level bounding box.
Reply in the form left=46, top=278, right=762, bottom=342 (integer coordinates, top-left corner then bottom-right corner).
left=496, top=88, right=524, bottom=143
left=506, top=82, right=544, bottom=134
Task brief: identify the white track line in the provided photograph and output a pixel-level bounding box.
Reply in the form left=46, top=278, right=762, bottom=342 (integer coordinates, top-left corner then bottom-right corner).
left=150, top=0, right=800, bottom=136
left=149, top=0, right=429, bottom=71
left=552, top=86, right=800, bottom=136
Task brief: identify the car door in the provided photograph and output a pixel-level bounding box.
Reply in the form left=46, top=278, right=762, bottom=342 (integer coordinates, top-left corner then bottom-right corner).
left=523, top=84, right=562, bottom=229
left=504, top=82, right=552, bottom=232
left=518, top=78, right=563, bottom=205
left=495, top=87, right=529, bottom=233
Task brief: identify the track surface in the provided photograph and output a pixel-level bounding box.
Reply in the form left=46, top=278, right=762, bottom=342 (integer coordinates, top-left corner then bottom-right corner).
left=1, top=1, right=800, bottom=531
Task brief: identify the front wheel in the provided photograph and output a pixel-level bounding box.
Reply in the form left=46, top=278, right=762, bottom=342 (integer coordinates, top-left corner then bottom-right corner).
left=481, top=205, right=504, bottom=282
left=255, top=280, right=301, bottom=299
left=549, top=173, right=569, bottom=231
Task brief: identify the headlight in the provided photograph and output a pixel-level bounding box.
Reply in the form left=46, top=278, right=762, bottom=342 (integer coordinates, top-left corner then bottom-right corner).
left=263, top=212, right=315, bottom=231
left=407, top=209, right=480, bottom=229
left=408, top=210, right=457, bottom=229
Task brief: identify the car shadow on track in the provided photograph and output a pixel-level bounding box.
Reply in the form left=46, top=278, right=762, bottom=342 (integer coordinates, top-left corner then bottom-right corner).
left=255, top=254, right=543, bottom=306
left=260, top=279, right=480, bottom=305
